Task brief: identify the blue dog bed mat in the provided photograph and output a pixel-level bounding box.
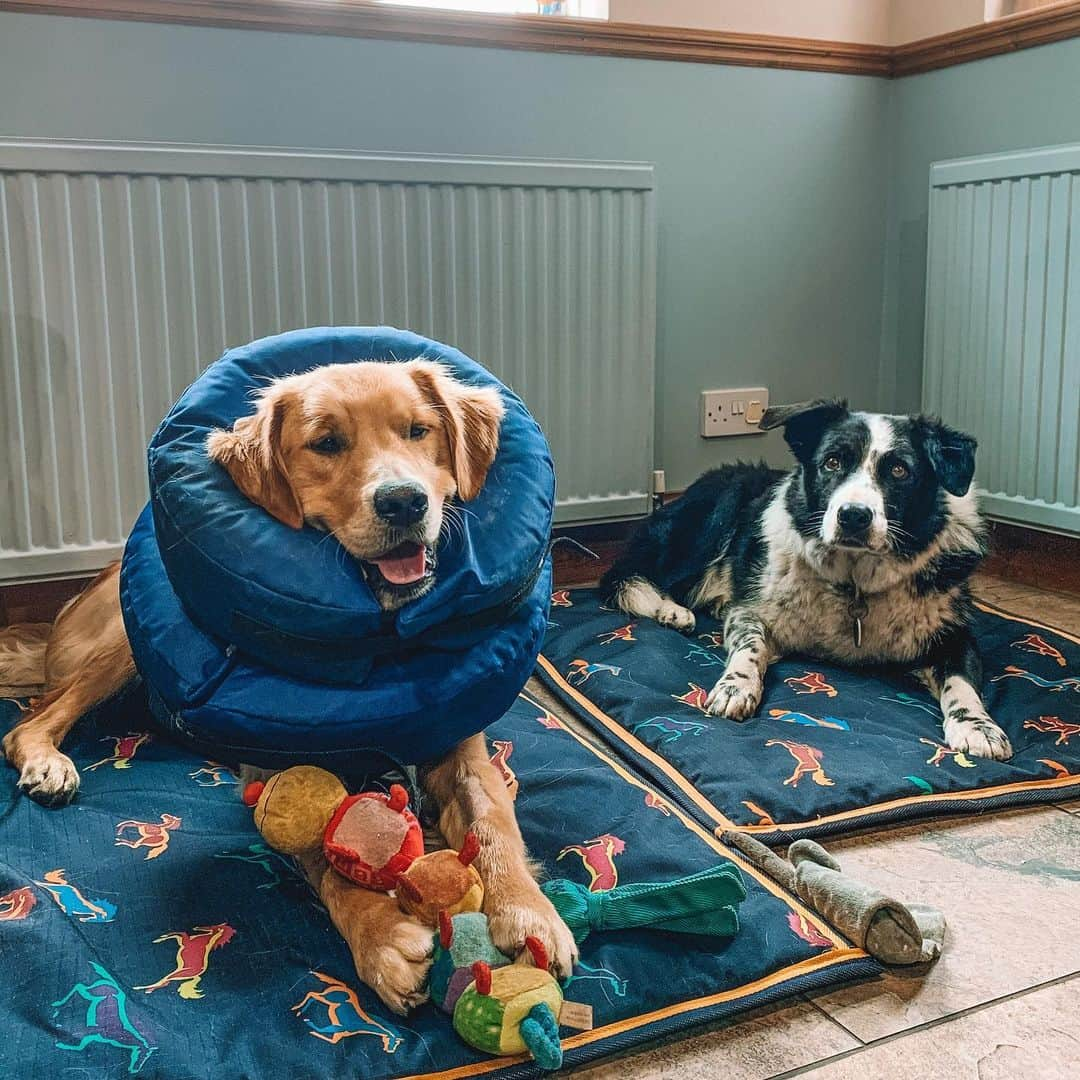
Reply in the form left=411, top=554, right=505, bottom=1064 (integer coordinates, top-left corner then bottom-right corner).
left=537, top=592, right=1080, bottom=843
left=0, top=691, right=875, bottom=1080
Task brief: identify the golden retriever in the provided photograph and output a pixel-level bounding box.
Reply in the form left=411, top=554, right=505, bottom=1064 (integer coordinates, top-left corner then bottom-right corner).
left=0, top=359, right=576, bottom=1013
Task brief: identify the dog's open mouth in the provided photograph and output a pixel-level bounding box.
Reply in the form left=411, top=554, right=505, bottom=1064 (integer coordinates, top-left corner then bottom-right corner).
left=365, top=541, right=435, bottom=588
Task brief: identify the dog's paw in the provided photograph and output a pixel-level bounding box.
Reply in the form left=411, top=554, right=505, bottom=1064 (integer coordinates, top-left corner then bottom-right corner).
left=352, top=913, right=434, bottom=1016
left=485, top=880, right=578, bottom=980
left=3, top=730, right=79, bottom=807
left=944, top=713, right=1013, bottom=762
left=657, top=601, right=696, bottom=634
left=705, top=672, right=761, bottom=720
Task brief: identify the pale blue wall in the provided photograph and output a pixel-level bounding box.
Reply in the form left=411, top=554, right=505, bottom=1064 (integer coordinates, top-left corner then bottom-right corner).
left=0, top=11, right=891, bottom=492
left=881, top=37, right=1080, bottom=412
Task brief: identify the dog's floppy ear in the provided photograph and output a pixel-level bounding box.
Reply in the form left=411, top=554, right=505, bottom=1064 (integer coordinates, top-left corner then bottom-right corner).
left=206, top=386, right=304, bottom=528
left=407, top=361, right=505, bottom=501
left=918, top=417, right=977, bottom=497
left=759, top=398, right=849, bottom=461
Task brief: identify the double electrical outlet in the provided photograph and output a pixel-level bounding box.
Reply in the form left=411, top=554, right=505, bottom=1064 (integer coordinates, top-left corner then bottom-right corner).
left=700, top=388, right=769, bottom=438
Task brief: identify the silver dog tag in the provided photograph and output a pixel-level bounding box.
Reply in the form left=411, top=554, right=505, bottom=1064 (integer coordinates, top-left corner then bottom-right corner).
left=853, top=616, right=863, bottom=649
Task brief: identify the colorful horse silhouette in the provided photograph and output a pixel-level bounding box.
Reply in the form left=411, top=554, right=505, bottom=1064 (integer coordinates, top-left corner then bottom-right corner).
left=671, top=683, right=710, bottom=713
left=644, top=792, right=672, bottom=816
left=557, top=834, right=626, bottom=892
left=768, top=709, right=850, bottom=731
left=214, top=842, right=295, bottom=889
left=136, top=924, right=235, bottom=999
left=598, top=623, right=636, bottom=645
left=188, top=761, right=238, bottom=787
left=52, top=963, right=156, bottom=1075
left=1012, top=633, right=1067, bottom=667
left=784, top=672, right=838, bottom=697
left=564, top=960, right=629, bottom=1002
left=115, top=814, right=181, bottom=861
left=992, top=666, right=1080, bottom=693
left=520, top=690, right=565, bottom=730
left=0, top=886, right=36, bottom=921
left=765, top=740, right=834, bottom=788
left=919, top=738, right=976, bottom=769
left=86, top=733, right=150, bottom=771
left=292, top=972, right=403, bottom=1050
left=787, top=911, right=832, bottom=948
left=683, top=641, right=724, bottom=667
left=881, top=691, right=940, bottom=717
left=742, top=800, right=776, bottom=826
left=34, top=870, right=116, bottom=923
left=1023, top=715, right=1080, bottom=746
left=567, top=659, right=622, bottom=686
left=631, top=715, right=707, bottom=744
left=489, top=739, right=518, bottom=799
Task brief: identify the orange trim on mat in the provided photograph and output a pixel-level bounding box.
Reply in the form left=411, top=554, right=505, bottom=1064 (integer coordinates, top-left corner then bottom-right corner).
left=732, top=769, right=1080, bottom=835
left=517, top=689, right=852, bottom=951
left=973, top=599, right=1080, bottom=644
left=401, top=947, right=866, bottom=1080
left=536, top=654, right=735, bottom=830
left=539, top=601, right=1080, bottom=838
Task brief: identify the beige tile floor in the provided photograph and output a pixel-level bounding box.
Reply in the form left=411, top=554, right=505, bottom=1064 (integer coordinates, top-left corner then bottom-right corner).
left=559, top=574, right=1080, bottom=1078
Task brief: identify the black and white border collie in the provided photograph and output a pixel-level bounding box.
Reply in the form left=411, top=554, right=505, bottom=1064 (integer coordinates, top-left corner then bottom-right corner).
left=601, top=399, right=1012, bottom=761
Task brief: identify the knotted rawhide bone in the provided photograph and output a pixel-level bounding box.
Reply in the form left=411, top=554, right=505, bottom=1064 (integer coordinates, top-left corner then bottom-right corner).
left=722, top=832, right=946, bottom=966
left=541, top=863, right=746, bottom=945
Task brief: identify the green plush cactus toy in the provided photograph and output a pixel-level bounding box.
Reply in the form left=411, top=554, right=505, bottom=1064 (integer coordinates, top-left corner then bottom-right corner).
left=452, top=937, right=564, bottom=1071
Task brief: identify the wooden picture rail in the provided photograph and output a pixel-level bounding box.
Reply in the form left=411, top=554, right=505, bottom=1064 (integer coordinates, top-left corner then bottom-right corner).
left=4, top=0, right=1080, bottom=78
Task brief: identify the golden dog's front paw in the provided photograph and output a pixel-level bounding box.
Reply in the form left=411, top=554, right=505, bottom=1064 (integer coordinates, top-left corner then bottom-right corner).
left=319, top=875, right=433, bottom=1016
left=3, top=728, right=80, bottom=807
left=485, top=879, right=578, bottom=980
left=350, top=910, right=434, bottom=1016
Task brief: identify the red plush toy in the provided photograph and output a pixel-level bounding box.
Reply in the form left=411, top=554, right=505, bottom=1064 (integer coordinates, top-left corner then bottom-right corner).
left=242, top=768, right=424, bottom=891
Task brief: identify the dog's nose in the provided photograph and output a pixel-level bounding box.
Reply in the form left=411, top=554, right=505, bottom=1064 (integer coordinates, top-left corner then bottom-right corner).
left=837, top=503, right=873, bottom=534
left=374, top=482, right=428, bottom=527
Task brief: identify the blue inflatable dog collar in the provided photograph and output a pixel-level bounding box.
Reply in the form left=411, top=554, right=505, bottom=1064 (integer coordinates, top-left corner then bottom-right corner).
left=120, top=327, right=554, bottom=770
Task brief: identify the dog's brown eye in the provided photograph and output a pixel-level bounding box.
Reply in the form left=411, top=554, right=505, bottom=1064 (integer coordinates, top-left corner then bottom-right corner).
left=823, top=456, right=841, bottom=472
left=408, top=424, right=429, bottom=441
left=891, top=462, right=909, bottom=480
left=308, top=434, right=345, bottom=455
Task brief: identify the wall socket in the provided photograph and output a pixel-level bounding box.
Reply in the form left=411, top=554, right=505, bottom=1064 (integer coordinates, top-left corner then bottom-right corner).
left=700, top=388, right=769, bottom=438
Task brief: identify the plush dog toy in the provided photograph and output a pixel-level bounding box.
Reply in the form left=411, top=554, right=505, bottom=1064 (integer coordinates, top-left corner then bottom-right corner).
left=432, top=913, right=564, bottom=1070
left=243, top=766, right=424, bottom=890
left=244, top=767, right=565, bottom=1069
left=242, top=766, right=484, bottom=917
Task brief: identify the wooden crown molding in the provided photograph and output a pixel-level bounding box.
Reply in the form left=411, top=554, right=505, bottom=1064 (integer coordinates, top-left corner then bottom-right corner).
left=892, top=0, right=1080, bottom=75
left=3, top=1, right=1080, bottom=78
left=0, top=0, right=890, bottom=77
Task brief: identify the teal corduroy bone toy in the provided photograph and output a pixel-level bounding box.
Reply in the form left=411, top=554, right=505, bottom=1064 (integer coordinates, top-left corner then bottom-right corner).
left=541, top=863, right=747, bottom=943
left=427, top=863, right=747, bottom=1070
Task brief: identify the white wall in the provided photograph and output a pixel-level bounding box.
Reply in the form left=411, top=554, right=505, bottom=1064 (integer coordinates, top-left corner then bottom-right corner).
left=609, top=1, right=989, bottom=44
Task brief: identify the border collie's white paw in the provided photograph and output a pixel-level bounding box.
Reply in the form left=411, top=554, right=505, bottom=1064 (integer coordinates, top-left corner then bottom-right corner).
left=657, top=601, right=696, bottom=634
left=705, top=672, right=761, bottom=720
left=944, top=713, right=1013, bottom=762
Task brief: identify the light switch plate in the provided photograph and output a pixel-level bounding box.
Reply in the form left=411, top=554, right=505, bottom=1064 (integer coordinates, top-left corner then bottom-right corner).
left=700, top=387, right=769, bottom=437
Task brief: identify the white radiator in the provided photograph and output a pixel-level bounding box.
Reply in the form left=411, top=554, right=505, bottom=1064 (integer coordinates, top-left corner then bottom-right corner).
left=924, top=144, right=1080, bottom=535
left=0, top=139, right=656, bottom=581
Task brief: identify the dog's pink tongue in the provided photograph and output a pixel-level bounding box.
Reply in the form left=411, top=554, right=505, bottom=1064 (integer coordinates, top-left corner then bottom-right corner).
left=374, top=542, right=427, bottom=585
